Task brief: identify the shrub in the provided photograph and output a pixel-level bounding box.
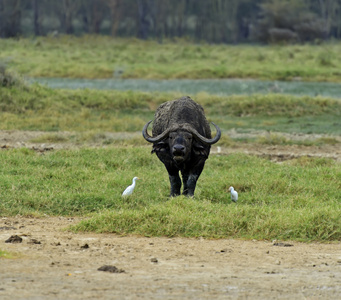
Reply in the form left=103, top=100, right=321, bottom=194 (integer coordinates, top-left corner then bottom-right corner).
left=268, top=28, right=299, bottom=44
left=0, top=63, right=27, bottom=88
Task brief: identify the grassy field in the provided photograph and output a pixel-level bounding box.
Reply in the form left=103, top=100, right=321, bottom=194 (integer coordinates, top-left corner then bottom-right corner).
left=1, top=40, right=341, bottom=242
left=0, top=147, right=340, bottom=241
left=1, top=35, right=341, bottom=81
left=1, top=82, right=341, bottom=137
left=1, top=79, right=341, bottom=241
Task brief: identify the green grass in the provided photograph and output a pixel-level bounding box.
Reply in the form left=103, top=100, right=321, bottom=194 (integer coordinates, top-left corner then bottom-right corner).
left=256, top=133, right=341, bottom=146
left=1, top=84, right=341, bottom=136
left=0, top=249, right=17, bottom=259
left=0, top=148, right=340, bottom=241
left=2, top=35, right=341, bottom=81
left=0, top=69, right=340, bottom=242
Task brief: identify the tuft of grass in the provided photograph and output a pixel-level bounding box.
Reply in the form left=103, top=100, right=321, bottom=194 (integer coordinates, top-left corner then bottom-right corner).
left=317, top=51, right=335, bottom=67
left=256, top=134, right=341, bottom=147
left=30, top=133, right=69, bottom=143
left=216, top=134, right=235, bottom=147
left=71, top=198, right=341, bottom=241
left=1, top=148, right=340, bottom=242
left=0, top=62, right=27, bottom=88
left=0, top=249, right=18, bottom=259
left=285, top=156, right=336, bottom=167
left=257, top=133, right=290, bottom=145
left=315, top=137, right=340, bottom=145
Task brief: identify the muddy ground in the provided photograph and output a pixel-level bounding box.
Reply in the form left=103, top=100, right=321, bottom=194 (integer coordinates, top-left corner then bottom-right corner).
left=1, top=130, right=341, bottom=299
left=1, top=129, right=341, bottom=162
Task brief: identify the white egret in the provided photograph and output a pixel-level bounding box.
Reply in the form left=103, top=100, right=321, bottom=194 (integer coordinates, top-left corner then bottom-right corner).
left=228, top=186, right=238, bottom=202
left=122, top=177, right=140, bottom=196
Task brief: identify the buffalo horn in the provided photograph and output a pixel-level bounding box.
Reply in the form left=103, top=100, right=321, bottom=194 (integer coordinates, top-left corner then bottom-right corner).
left=142, top=120, right=171, bottom=143
left=189, top=122, right=221, bottom=145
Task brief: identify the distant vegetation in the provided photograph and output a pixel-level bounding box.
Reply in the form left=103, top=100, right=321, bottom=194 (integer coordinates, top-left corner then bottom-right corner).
left=1, top=36, right=341, bottom=81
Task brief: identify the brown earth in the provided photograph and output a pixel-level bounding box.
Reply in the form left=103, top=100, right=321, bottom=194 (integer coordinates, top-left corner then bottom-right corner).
left=1, top=129, right=341, bottom=162
left=1, top=130, right=341, bottom=299
left=1, top=217, right=341, bottom=299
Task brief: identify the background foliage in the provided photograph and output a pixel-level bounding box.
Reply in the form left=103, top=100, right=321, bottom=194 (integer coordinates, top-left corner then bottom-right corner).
left=1, top=0, right=341, bottom=43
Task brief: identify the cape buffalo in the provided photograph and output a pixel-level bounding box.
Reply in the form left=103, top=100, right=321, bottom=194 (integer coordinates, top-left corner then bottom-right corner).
left=142, top=96, right=221, bottom=197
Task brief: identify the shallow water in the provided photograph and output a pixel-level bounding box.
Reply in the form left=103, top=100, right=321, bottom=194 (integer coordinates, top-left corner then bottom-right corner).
left=32, top=78, right=341, bottom=98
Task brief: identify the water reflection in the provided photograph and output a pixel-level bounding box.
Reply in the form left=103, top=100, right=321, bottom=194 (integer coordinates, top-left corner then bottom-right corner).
left=31, top=78, right=341, bottom=99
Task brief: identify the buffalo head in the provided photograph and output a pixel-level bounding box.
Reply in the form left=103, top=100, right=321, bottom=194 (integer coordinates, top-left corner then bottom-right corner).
left=142, top=122, right=221, bottom=163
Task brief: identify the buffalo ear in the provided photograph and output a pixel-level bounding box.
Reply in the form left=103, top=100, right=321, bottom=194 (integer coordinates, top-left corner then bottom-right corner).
left=152, top=140, right=169, bottom=154
left=193, top=142, right=209, bottom=157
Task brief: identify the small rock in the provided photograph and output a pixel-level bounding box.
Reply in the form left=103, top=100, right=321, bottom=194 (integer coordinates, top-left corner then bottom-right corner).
left=273, top=242, right=293, bottom=247
left=98, top=265, right=125, bottom=273
left=0, top=226, right=17, bottom=230
left=28, top=239, right=41, bottom=244
left=5, top=235, right=22, bottom=243
left=151, top=257, right=158, bottom=263
left=220, top=248, right=232, bottom=253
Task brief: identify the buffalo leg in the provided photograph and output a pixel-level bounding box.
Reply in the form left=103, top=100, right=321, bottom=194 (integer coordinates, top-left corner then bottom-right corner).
left=166, top=165, right=181, bottom=196
left=182, top=173, right=189, bottom=195
left=169, top=174, right=181, bottom=196
left=163, top=162, right=182, bottom=197
left=182, top=161, right=205, bottom=196
left=182, top=171, right=198, bottom=196
left=183, top=174, right=199, bottom=196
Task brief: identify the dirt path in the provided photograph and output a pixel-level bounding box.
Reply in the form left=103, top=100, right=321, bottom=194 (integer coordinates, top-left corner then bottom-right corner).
left=1, top=217, right=341, bottom=299
left=1, top=129, right=341, bottom=162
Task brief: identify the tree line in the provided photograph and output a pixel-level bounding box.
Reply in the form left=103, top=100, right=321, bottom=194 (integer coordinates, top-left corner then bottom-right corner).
left=1, top=0, right=341, bottom=43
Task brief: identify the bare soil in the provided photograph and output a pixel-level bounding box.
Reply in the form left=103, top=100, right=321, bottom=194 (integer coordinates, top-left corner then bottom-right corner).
left=1, top=217, right=341, bottom=299
left=1, top=130, right=341, bottom=299
left=1, top=129, right=341, bottom=162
